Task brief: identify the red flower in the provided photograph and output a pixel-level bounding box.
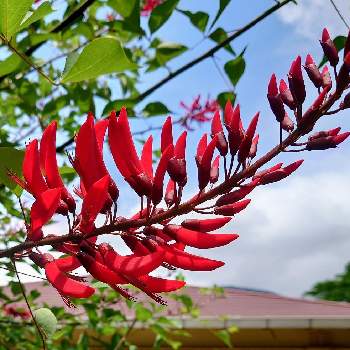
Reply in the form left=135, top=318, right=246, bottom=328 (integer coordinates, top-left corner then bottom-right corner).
left=141, top=0, right=162, bottom=16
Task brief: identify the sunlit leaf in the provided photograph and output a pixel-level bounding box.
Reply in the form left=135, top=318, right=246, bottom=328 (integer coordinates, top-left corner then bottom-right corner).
left=0, top=0, right=33, bottom=39
left=0, top=147, right=24, bottom=194
left=19, top=2, right=53, bottom=31
left=33, top=308, right=57, bottom=338
left=149, top=0, right=179, bottom=33
left=61, top=37, right=136, bottom=83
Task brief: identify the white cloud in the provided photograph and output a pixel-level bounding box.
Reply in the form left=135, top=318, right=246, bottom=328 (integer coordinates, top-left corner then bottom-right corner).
left=278, top=0, right=350, bottom=39
left=182, top=170, right=350, bottom=297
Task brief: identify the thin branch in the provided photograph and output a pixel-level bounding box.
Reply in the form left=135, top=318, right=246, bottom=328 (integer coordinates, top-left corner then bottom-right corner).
left=114, top=318, right=137, bottom=350
left=329, top=0, right=350, bottom=29
left=56, top=0, right=294, bottom=152
left=0, top=265, right=47, bottom=281
left=0, top=34, right=59, bottom=86
left=11, top=259, right=47, bottom=350
left=0, top=82, right=342, bottom=259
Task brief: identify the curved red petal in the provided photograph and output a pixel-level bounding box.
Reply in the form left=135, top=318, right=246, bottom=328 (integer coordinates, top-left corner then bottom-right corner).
left=45, top=261, right=94, bottom=298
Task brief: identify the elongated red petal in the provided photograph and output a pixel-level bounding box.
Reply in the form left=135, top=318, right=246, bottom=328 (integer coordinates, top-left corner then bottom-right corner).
left=216, top=179, right=259, bottom=206
left=174, top=131, right=187, bottom=159
left=55, top=256, right=81, bottom=273
left=196, top=134, right=207, bottom=161
left=228, top=104, right=243, bottom=156
left=23, top=139, right=48, bottom=197
left=122, top=235, right=151, bottom=255
left=80, top=175, right=110, bottom=233
left=165, top=179, right=176, bottom=207
left=210, top=155, right=220, bottom=184
left=161, top=116, right=173, bottom=153
left=224, top=100, right=233, bottom=126
left=141, top=135, right=153, bottom=179
left=152, top=145, right=174, bottom=205
left=164, top=225, right=238, bottom=249
left=181, top=217, right=231, bottom=232
left=30, top=188, right=62, bottom=236
left=138, top=275, right=185, bottom=293
left=76, top=252, right=126, bottom=285
left=108, top=107, right=142, bottom=178
left=214, top=199, right=251, bottom=216
left=238, top=112, right=259, bottom=163
left=45, top=261, right=94, bottom=298
left=94, top=118, right=109, bottom=152
left=101, top=245, right=165, bottom=277
left=252, top=163, right=283, bottom=180
left=163, top=245, right=224, bottom=271
left=211, top=110, right=223, bottom=134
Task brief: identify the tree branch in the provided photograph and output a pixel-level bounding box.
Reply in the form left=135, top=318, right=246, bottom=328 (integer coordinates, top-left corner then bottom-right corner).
left=0, top=83, right=342, bottom=259
left=56, top=0, right=295, bottom=152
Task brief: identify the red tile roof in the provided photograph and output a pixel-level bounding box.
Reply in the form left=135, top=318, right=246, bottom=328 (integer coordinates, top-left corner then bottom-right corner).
left=5, top=281, right=350, bottom=319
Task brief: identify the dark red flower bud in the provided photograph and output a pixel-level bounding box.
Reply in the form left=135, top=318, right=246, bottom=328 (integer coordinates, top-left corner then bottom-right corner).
left=211, top=110, right=228, bottom=156
left=336, top=52, right=350, bottom=91
left=320, top=28, right=339, bottom=67
left=281, top=113, right=294, bottom=132
left=164, top=224, right=238, bottom=249
left=214, top=199, right=251, bottom=216
left=279, top=79, right=296, bottom=110
left=152, top=145, right=174, bottom=205
left=267, top=74, right=285, bottom=122
left=249, top=134, right=259, bottom=159
left=216, top=179, right=259, bottom=207
left=340, top=92, right=350, bottom=109
left=308, top=127, right=341, bottom=141
left=161, top=116, right=173, bottom=153
left=288, top=56, right=306, bottom=105
left=260, top=160, right=303, bottom=185
left=306, top=132, right=350, bottom=150
left=321, top=66, right=332, bottom=89
left=167, top=131, right=187, bottom=187
left=252, top=162, right=283, bottom=180
left=181, top=217, right=231, bottom=232
left=304, top=54, right=323, bottom=88
left=165, top=179, right=176, bottom=207
left=237, top=112, right=259, bottom=164
left=227, top=104, right=243, bottom=156
left=210, top=155, right=220, bottom=184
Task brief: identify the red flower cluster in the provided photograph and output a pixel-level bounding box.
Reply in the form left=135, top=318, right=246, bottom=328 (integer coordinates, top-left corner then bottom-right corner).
left=180, top=95, right=219, bottom=130
left=9, top=28, right=350, bottom=307
left=4, top=306, right=31, bottom=320
left=141, top=0, right=162, bottom=16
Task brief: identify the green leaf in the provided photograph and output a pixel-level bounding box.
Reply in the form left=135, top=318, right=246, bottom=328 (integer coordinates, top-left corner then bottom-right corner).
left=108, top=0, right=136, bottom=17
left=156, top=41, right=187, bottom=65
left=209, top=27, right=235, bottom=55
left=0, top=147, right=24, bottom=193
left=0, top=0, right=33, bottom=39
left=0, top=54, right=25, bottom=77
left=224, top=54, right=245, bottom=86
left=19, top=2, right=53, bottom=31
left=214, top=329, right=232, bottom=348
left=143, top=102, right=170, bottom=117
left=61, top=37, right=136, bottom=83
left=33, top=308, right=57, bottom=338
left=135, top=304, right=152, bottom=322
left=102, top=98, right=136, bottom=116
left=210, top=0, right=230, bottom=30
left=217, top=91, right=236, bottom=109
left=179, top=10, right=209, bottom=32
left=149, top=0, right=179, bottom=33
left=319, top=35, right=346, bottom=68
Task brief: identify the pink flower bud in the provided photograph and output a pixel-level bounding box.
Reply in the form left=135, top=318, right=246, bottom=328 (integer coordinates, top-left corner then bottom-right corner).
left=281, top=113, right=294, bottom=132
left=214, top=199, right=251, bottom=216
left=279, top=79, right=296, bottom=110
left=211, top=110, right=228, bottom=156
left=288, top=56, right=306, bottom=105
left=304, top=54, right=323, bottom=88
left=306, top=132, right=350, bottom=150
left=321, top=66, right=332, bottom=89
left=320, top=28, right=339, bottom=67
left=267, top=74, right=285, bottom=122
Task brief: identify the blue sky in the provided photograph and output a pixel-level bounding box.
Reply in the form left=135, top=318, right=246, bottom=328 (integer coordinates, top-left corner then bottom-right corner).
left=8, top=0, right=350, bottom=298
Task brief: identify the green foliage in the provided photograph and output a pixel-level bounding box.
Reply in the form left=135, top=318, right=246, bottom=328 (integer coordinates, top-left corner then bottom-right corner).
left=61, top=37, right=136, bottom=83
left=149, top=0, right=179, bottom=33
left=305, top=262, right=350, bottom=301
left=224, top=54, right=246, bottom=86
left=179, top=10, right=209, bottom=32
left=0, top=147, right=24, bottom=194
left=0, top=0, right=33, bottom=39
